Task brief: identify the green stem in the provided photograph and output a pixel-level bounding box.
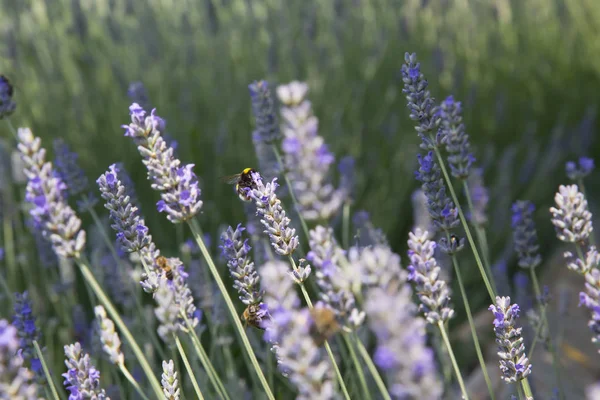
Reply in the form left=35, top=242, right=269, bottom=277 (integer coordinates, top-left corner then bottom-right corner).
left=183, top=313, right=231, bottom=400
left=463, top=181, right=497, bottom=295
left=517, top=384, right=525, bottom=400
left=175, top=335, right=205, bottom=400
left=342, top=334, right=372, bottom=400
left=266, top=340, right=274, bottom=393
left=432, top=146, right=495, bottom=302
left=355, top=337, right=391, bottom=400
left=287, top=256, right=351, bottom=400
left=578, top=178, right=596, bottom=246
left=33, top=340, right=62, bottom=400
left=2, top=215, right=16, bottom=294
left=5, top=118, right=17, bottom=138
left=76, top=260, right=164, bottom=399
left=119, top=364, right=152, bottom=400
left=342, top=201, right=351, bottom=250
left=529, top=269, right=564, bottom=400
left=520, top=377, right=534, bottom=399
left=188, top=219, right=275, bottom=400
left=437, top=322, right=469, bottom=400
left=448, top=239, right=495, bottom=400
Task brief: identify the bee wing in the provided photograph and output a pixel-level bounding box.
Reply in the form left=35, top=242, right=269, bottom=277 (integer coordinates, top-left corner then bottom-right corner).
left=220, top=174, right=241, bottom=185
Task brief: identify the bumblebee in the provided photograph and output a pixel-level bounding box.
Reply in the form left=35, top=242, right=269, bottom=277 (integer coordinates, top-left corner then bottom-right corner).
left=242, top=303, right=265, bottom=330
left=156, top=256, right=173, bottom=280
left=221, top=168, right=257, bottom=201
left=309, top=306, right=341, bottom=346
left=0, top=75, right=13, bottom=96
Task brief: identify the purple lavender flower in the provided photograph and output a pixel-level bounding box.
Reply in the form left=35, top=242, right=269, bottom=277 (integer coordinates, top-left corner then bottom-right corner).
left=260, top=260, right=336, bottom=399
left=276, top=81, right=347, bottom=221
left=489, top=296, right=532, bottom=382
left=18, top=128, right=86, bottom=258
left=550, top=184, right=593, bottom=243
left=307, top=226, right=365, bottom=329
left=0, top=75, right=15, bottom=119
left=0, top=319, right=40, bottom=399
left=407, top=229, right=454, bottom=324
left=439, top=95, right=475, bottom=179
left=220, top=224, right=269, bottom=328
left=53, top=138, right=97, bottom=210
left=113, top=162, right=139, bottom=208
left=467, top=168, right=489, bottom=226
left=566, top=157, right=594, bottom=180
left=338, top=155, right=356, bottom=200
left=161, top=360, right=180, bottom=400
left=27, top=218, right=58, bottom=268
left=248, top=81, right=280, bottom=144
left=127, top=81, right=150, bottom=111
left=123, top=103, right=202, bottom=223
left=576, top=265, right=600, bottom=352
left=401, top=52, right=440, bottom=149
left=12, top=292, right=43, bottom=381
left=62, top=342, right=108, bottom=399
left=512, top=201, right=542, bottom=269
left=247, top=172, right=299, bottom=256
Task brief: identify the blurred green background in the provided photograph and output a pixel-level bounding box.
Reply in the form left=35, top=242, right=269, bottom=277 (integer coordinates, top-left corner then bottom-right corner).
left=1, top=0, right=600, bottom=384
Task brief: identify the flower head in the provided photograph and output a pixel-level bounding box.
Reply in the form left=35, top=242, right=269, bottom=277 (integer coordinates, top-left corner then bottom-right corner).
left=53, top=139, right=95, bottom=208
left=94, top=306, right=124, bottom=365
left=62, top=342, right=108, bottom=400
left=0, top=75, right=16, bottom=119
left=18, top=128, right=86, bottom=258
left=564, top=246, right=600, bottom=275
left=12, top=292, right=43, bottom=380
left=0, top=319, right=40, bottom=399
left=161, top=360, right=180, bottom=400
left=566, top=157, right=594, bottom=180
left=489, top=296, right=532, bottom=382
left=439, top=95, right=475, bottom=179
left=512, top=201, right=542, bottom=269
left=550, top=184, right=593, bottom=243
left=249, top=80, right=280, bottom=144
left=123, top=104, right=202, bottom=223
left=407, top=229, right=454, bottom=324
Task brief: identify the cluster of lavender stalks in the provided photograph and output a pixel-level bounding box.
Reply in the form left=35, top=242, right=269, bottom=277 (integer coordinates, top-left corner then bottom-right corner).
left=0, top=52, right=599, bottom=400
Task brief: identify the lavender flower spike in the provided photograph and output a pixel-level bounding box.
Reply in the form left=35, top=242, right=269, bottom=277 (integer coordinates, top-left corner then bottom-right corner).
left=0, top=319, right=40, bottom=399
left=247, top=172, right=299, bottom=256
left=566, top=157, right=594, bottom=180
left=13, top=291, right=43, bottom=381
left=550, top=184, right=593, bottom=243
left=407, top=229, right=454, bottom=324
left=94, top=306, right=124, bottom=365
left=161, top=360, right=180, bottom=400
left=466, top=168, right=489, bottom=226
left=123, top=103, right=202, bottom=223
left=276, top=81, right=346, bottom=221
left=401, top=52, right=440, bottom=149
left=249, top=80, right=280, bottom=144
left=489, top=296, right=532, bottom=382
left=18, top=127, right=86, bottom=258
left=53, top=138, right=94, bottom=202
left=0, top=75, right=16, bottom=119
left=512, top=201, right=542, bottom=269
left=63, top=342, right=109, bottom=399
left=439, top=95, right=475, bottom=179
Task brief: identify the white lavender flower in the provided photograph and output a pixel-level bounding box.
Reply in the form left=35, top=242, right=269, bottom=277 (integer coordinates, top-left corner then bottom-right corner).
left=550, top=184, right=593, bottom=243
left=260, top=260, right=336, bottom=399
left=579, top=267, right=600, bottom=351
left=307, top=226, right=365, bottom=329
left=489, top=296, right=532, bottom=382
left=512, top=201, right=542, bottom=269
left=586, top=382, right=600, bottom=400
left=18, top=127, right=86, bottom=258
left=62, top=342, right=109, bottom=399
left=161, top=360, right=179, bottom=400
left=123, top=103, right=202, bottom=223
left=0, top=319, right=40, bottom=399
left=564, top=246, right=600, bottom=275
left=407, top=229, right=454, bottom=324
left=348, top=244, right=403, bottom=289
left=276, top=81, right=347, bottom=222
left=94, top=306, right=124, bottom=365
left=248, top=172, right=299, bottom=256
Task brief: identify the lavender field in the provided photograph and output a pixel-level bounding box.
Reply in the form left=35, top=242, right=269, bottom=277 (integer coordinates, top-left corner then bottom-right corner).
left=1, top=0, right=599, bottom=399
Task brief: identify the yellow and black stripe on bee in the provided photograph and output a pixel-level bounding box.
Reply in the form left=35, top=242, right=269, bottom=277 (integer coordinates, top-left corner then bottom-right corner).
left=221, top=168, right=257, bottom=201
left=241, top=303, right=265, bottom=330
left=156, top=256, right=173, bottom=280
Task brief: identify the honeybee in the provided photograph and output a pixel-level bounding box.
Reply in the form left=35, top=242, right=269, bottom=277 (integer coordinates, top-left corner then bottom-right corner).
left=0, top=75, right=13, bottom=96
left=309, top=306, right=341, bottom=346
left=242, top=303, right=265, bottom=330
left=156, top=256, right=173, bottom=280
left=221, top=168, right=257, bottom=201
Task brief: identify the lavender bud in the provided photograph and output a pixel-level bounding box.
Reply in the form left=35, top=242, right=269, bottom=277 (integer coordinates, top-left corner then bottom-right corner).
left=161, top=360, right=180, bottom=400
left=248, top=80, right=280, bottom=144
left=248, top=172, right=299, bottom=256
left=566, top=157, right=594, bottom=180
left=123, top=104, right=203, bottom=223
left=489, top=296, right=532, bottom=382
left=62, top=342, right=108, bottom=399
left=0, top=75, right=16, bottom=119
left=579, top=268, right=600, bottom=351
left=18, top=128, right=86, bottom=259
left=53, top=138, right=93, bottom=201
left=407, top=229, right=454, bottom=324
left=0, top=319, right=40, bottom=399
left=550, top=184, right=593, bottom=243
left=564, top=246, right=600, bottom=275
left=94, top=306, right=124, bottom=365
left=401, top=52, right=440, bottom=149
left=12, top=292, right=44, bottom=381
left=512, top=201, right=542, bottom=269
left=439, top=95, right=475, bottom=179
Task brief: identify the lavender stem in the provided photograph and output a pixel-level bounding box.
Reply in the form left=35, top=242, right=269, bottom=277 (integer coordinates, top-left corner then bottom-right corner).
left=33, top=340, right=61, bottom=400
left=437, top=322, right=469, bottom=399
left=174, top=335, right=205, bottom=400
